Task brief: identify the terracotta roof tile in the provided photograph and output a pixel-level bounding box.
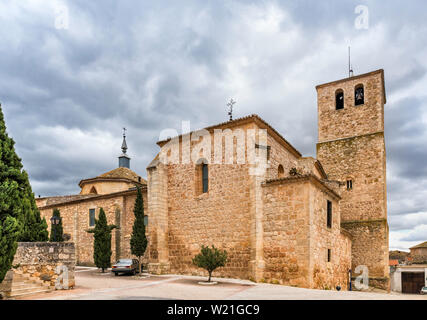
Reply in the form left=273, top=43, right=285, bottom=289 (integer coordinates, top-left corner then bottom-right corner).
left=410, top=241, right=427, bottom=249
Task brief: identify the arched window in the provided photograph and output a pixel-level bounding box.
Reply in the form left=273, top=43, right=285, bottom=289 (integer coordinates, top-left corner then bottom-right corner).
left=355, top=84, right=364, bottom=106
left=335, top=89, right=344, bottom=110
left=278, top=165, right=284, bottom=178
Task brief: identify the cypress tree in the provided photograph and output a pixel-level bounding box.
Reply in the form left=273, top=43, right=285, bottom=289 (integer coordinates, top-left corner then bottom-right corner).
left=1, top=103, right=49, bottom=283
left=49, top=208, right=63, bottom=242
left=19, top=182, right=48, bottom=242
left=87, top=208, right=116, bottom=272
left=0, top=103, right=48, bottom=273
left=130, top=187, right=147, bottom=274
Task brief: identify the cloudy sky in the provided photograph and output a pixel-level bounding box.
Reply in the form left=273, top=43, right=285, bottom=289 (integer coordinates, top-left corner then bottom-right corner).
left=1, top=0, right=426, bottom=251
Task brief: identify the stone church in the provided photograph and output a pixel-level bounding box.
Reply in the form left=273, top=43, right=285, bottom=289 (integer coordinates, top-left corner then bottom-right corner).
left=37, top=69, right=389, bottom=290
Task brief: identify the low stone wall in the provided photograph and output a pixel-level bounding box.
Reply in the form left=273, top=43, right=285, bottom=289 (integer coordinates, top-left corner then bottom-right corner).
left=0, top=271, right=14, bottom=299
left=13, top=242, right=76, bottom=289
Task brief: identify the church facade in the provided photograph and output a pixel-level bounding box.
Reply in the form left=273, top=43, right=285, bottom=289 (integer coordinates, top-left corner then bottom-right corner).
left=37, top=69, right=389, bottom=290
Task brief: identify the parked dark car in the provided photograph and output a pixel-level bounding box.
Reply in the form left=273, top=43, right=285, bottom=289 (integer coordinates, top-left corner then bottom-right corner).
left=112, top=259, right=139, bottom=276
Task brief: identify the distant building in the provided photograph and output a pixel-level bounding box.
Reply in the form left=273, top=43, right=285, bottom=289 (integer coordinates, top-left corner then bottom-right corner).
left=410, top=241, right=427, bottom=264
left=390, top=264, right=427, bottom=294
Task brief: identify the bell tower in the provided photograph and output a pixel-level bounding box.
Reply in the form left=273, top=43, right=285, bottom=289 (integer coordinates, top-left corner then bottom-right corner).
left=316, top=69, right=389, bottom=290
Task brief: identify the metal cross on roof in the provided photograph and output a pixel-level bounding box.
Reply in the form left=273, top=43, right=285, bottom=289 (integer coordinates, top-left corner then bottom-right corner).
left=227, top=98, right=236, bottom=121
left=121, top=128, right=128, bottom=154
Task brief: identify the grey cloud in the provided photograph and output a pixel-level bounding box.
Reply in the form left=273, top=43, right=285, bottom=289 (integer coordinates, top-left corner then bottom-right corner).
left=1, top=1, right=427, bottom=249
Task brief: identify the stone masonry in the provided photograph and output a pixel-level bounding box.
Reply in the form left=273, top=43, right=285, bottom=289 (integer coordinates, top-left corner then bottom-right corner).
left=316, top=69, right=389, bottom=290
left=36, top=69, right=389, bottom=290
left=12, top=242, right=76, bottom=289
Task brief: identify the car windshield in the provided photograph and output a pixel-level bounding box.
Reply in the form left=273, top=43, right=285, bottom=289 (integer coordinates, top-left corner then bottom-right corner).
left=117, top=259, right=132, bottom=264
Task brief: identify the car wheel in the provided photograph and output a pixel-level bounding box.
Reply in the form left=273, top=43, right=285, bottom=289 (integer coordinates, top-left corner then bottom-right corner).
left=114, top=272, right=118, bottom=276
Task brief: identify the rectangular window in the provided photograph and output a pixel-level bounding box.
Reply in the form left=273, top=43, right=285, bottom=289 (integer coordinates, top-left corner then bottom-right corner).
left=346, top=179, right=353, bottom=190
left=327, top=200, right=332, bottom=228
left=202, top=164, right=208, bottom=193
left=89, top=208, right=96, bottom=227
left=327, top=249, right=331, bottom=262
left=255, top=144, right=271, bottom=160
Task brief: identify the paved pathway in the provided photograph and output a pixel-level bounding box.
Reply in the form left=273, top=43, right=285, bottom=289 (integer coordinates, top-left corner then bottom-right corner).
left=14, top=267, right=427, bottom=300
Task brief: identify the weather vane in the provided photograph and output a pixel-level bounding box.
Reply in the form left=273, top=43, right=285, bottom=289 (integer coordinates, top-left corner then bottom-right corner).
left=123, top=127, right=127, bottom=137
left=227, top=98, right=236, bottom=121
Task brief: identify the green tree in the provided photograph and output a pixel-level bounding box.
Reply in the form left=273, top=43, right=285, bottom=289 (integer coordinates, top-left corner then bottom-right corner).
left=19, top=186, right=48, bottom=242
left=87, top=208, right=116, bottom=272
left=0, top=216, right=20, bottom=283
left=0, top=103, right=48, bottom=283
left=192, top=245, right=228, bottom=282
left=130, top=187, right=148, bottom=274
left=49, top=209, right=63, bottom=242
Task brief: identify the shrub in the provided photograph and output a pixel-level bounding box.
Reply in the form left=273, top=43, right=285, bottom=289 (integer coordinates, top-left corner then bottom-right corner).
left=192, top=245, right=227, bottom=282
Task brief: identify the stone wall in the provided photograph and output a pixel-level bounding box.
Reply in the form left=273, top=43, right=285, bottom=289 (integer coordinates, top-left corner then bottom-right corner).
left=262, top=178, right=311, bottom=287
left=342, top=220, right=389, bottom=290
left=309, top=182, right=351, bottom=290
left=12, top=242, right=76, bottom=289
left=147, top=120, right=302, bottom=280
left=410, top=247, right=427, bottom=263
left=317, top=133, right=387, bottom=222
left=262, top=175, right=351, bottom=289
left=0, top=271, right=13, bottom=299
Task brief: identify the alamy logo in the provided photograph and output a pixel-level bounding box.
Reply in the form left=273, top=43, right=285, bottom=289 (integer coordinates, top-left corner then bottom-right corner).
left=54, top=4, right=69, bottom=30
left=55, top=265, right=69, bottom=290
left=354, top=5, right=369, bottom=30
left=354, top=265, right=369, bottom=290
left=158, top=121, right=269, bottom=176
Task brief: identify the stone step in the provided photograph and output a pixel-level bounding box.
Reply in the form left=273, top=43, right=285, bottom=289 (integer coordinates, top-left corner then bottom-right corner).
left=12, top=282, right=32, bottom=289
left=13, top=275, right=49, bottom=286
left=10, top=288, right=52, bottom=298
left=12, top=286, right=48, bottom=294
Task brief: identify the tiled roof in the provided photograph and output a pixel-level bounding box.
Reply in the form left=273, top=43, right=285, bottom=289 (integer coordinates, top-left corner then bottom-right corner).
left=389, top=259, right=399, bottom=266
left=410, top=241, right=427, bottom=249
left=98, top=167, right=146, bottom=183
left=39, top=194, right=98, bottom=206
left=79, top=167, right=146, bottom=187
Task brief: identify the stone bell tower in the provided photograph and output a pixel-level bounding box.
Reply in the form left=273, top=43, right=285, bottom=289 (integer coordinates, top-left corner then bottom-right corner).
left=316, top=69, right=389, bottom=290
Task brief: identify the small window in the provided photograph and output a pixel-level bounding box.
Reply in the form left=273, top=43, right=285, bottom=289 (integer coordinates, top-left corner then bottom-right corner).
left=355, top=84, right=364, bottom=106
left=195, top=159, right=209, bottom=195
left=327, top=249, right=331, bottom=262
left=202, top=163, right=208, bottom=193
left=89, top=208, right=96, bottom=227
left=255, top=144, right=271, bottom=160
left=278, top=165, right=284, bottom=178
left=89, top=186, right=97, bottom=194
left=346, top=179, right=353, bottom=190
left=335, top=89, right=344, bottom=110
left=327, top=200, right=332, bottom=228
left=144, top=215, right=148, bottom=226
